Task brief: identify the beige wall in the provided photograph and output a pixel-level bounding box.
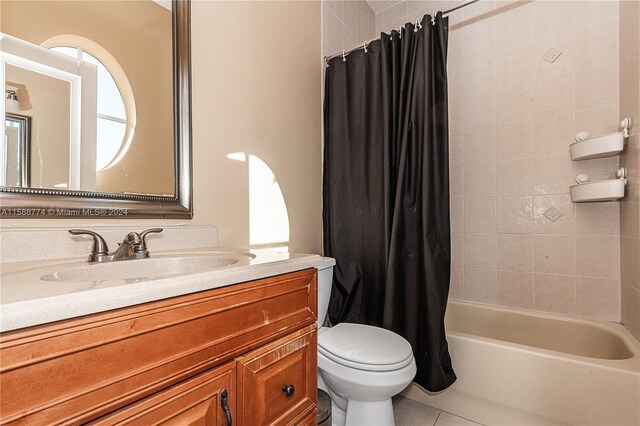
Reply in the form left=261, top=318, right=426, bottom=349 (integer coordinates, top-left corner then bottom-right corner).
left=323, top=0, right=376, bottom=56
left=1, top=1, right=323, bottom=255
left=6, top=65, right=71, bottom=189
left=189, top=0, right=322, bottom=253
left=619, top=0, right=640, bottom=341
left=361, top=0, right=622, bottom=321
left=1, top=0, right=174, bottom=195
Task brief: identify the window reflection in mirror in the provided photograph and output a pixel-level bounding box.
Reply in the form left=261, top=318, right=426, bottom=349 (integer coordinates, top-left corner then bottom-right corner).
left=1, top=0, right=174, bottom=196
left=50, top=45, right=133, bottom=172
left=4, top=113, right=31, bottom=187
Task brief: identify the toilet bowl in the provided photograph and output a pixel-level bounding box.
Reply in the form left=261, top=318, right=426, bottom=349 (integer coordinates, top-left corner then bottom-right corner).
left=316, top=258, right=416, bottom=426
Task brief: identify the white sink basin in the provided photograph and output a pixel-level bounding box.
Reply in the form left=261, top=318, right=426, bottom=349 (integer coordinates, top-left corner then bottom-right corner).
left=0, top=251, right=257, bottom=304
left=40, top=253, right=252, bottom=284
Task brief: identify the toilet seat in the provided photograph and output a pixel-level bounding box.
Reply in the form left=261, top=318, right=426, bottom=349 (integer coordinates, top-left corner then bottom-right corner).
left=318, top=323, right=414, bottom=372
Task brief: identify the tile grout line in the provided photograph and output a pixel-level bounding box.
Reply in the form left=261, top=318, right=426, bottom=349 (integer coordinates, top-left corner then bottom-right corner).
left=459, top=3, right=466, bottom=302
left=493, top=0, right=498, bottom=304
left=433, top=409, right=442, bottom=426
left=571, top=0, right=578, bottom=318
left=527, top=0, right=534, bottom=310
left=374, top=0, right=405, bottom=17
left=354, top=0, right=358, bottom=43
left=341, top=0, right=345, bottom=52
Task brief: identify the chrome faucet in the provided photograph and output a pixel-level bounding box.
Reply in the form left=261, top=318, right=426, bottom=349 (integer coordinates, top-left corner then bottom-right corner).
left=69, top=228, right=163, bottom=263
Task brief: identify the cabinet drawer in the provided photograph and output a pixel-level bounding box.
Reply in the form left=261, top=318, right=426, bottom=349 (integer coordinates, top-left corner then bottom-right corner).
left=89, top=362, right=235, bottom=426
left=0, top=269, right=317, bottom=425
left=236, top=324, right=317, bottom=426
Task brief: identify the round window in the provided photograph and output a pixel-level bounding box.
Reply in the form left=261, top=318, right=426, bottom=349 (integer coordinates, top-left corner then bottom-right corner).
left=44, top=37, right=136, bottom=171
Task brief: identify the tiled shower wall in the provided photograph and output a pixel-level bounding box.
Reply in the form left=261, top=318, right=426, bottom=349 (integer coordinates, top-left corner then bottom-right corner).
left=379, top=0, right=622, bottom=321
left=323, top=0, right=625, bottom=322
left=373, top=0, right=443, bottom=34
left=619, top=0, right=640, bottom=340
left=323, top=1, right=376, bottom=57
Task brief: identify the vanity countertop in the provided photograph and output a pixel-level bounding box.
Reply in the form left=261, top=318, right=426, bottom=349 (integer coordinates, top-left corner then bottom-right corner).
left=0, top=248, right=323, bottom=332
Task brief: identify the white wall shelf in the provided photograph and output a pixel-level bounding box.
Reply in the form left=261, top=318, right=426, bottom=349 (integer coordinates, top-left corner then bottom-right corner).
left=570, top=132, right=625, bottom=161
left=570, top=179, right=626, bottom=203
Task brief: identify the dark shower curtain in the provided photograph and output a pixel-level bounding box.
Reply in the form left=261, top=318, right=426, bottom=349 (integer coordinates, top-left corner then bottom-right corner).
left=322, top=13, right=456, bottom=392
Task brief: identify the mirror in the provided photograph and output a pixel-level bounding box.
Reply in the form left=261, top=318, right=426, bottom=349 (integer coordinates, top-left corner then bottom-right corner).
left=0, top=0, right=192, bottom=218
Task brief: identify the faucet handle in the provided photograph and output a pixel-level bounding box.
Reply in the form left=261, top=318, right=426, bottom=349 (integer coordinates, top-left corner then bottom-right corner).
left=69, top=229, right=109, bottom=256
left=139, top=228, right=163, bottom=251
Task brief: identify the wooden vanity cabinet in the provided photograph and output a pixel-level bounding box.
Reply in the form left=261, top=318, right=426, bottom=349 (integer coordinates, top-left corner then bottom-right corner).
left=0, top=269, right=318, bottom=426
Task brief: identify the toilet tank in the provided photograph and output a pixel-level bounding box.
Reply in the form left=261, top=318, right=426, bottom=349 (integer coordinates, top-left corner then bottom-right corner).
left=316, top=257, right=336, bottom=327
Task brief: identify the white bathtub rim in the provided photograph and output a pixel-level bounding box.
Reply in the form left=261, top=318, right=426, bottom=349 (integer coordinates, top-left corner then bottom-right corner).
left=447, top=331, right=640, bottom=376
left=448, top=300, right=634, bottom=340
left=446, top=301, right=640, bottom=364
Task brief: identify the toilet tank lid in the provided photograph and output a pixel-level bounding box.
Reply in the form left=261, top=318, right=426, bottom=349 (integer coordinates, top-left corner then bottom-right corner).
left=316, top=257, right=336, bottom=271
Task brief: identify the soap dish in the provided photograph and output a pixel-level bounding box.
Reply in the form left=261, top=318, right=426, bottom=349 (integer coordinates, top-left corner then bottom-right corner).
left=570, top=132, right=625, bottom=161
left=570, top=179, right=626, bottom=203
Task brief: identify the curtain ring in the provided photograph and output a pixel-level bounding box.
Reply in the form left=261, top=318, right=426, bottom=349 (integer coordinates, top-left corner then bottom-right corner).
left=342, top=49, right=347, bottom=62
left=414, top=19, right=419, bottom=32
left=431, top=15, right=436, bottom=26
left=398, top=28, right=402, bottom=39
left=363, top=41, right=368, bottom=53
left=324, top=56, right=329, bottom=68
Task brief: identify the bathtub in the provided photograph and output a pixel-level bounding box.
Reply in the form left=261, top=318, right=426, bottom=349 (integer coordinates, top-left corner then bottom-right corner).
left=402, top=301, right=640, bottom=426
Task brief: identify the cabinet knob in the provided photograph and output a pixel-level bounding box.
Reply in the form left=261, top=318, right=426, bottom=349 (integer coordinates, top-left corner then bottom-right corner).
left=282, top=384, right=295, bottom=398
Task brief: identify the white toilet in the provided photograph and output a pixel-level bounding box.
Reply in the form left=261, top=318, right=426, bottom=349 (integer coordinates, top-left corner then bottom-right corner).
left=316, top=257, right=417, bottom=426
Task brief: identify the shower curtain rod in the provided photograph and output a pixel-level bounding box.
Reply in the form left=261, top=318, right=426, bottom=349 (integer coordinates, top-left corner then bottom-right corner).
left=324, top=0, right=479, bottom=63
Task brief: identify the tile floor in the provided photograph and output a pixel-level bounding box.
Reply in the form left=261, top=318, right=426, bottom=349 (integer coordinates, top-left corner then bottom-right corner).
left=393, top=397, right=484, bottom=426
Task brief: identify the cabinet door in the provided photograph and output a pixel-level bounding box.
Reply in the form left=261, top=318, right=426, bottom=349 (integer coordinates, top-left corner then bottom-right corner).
left=90, top=362, right=236, bottom=426
left=236, top=325, right=317, bottom=426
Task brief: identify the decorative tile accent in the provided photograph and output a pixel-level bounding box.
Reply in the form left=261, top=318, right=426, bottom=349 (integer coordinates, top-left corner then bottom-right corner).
left=543, top=207, right=563, bottom=222
left=542, top=47, right=562, bottom=63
